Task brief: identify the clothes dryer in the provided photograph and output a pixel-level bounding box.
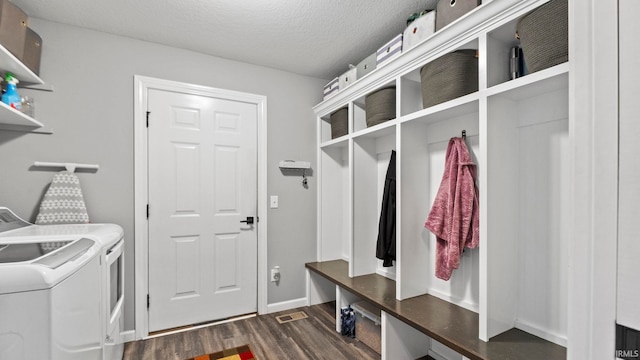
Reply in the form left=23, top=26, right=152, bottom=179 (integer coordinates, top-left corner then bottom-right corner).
left=0, top=207, right=125, bottom=360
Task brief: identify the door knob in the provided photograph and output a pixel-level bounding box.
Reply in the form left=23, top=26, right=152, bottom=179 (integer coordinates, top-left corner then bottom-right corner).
left=240, top=216, right=254, bottom=225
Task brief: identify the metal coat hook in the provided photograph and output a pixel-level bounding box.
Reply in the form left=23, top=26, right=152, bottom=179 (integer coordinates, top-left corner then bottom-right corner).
left=461, top=130, right=466, bottom=139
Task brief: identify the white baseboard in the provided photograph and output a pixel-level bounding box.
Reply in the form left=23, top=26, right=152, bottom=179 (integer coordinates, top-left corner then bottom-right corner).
left=125, top=298, right=310, bottom=342
left=427, top=288, right=479, bottom=313
left=515, top=320, right=567, bottom=347
left=121, top=329, right=136, bottom=343
left=266, top=297, right=308, bottom=314
left=125, top=297, right=307, bottom=343
left=428, top=338, right=464, bottom=360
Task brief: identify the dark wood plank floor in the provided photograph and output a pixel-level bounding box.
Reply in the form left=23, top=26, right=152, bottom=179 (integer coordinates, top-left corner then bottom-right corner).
left=124, top=302, right=380, bottom=360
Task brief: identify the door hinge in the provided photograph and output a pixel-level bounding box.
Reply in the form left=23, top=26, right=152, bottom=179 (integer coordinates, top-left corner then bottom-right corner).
left=147, top=294, right=150, bottom=309
left=146, top=204, right=149, bottom=219
left=146, top=111, right=150, bottom=127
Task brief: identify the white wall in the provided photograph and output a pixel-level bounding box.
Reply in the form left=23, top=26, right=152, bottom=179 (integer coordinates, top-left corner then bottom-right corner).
left=0, top=18, right=325, bottom=332
left=617, top=0, right=640, bottom=332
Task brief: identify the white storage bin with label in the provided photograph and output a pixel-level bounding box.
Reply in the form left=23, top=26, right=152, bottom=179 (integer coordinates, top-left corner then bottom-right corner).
left=403, top=10, right=436, bottom=51
left=356, top=53, right=377, bottom=79
left=376, top=33, right=403, bottom=67
left=339, top=65, right=357, bottom=90
left=323, top=77, right=339, bottom=100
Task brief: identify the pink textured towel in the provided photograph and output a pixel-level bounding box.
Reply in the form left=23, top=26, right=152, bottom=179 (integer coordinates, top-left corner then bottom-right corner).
left=425, top=137, right=479, bottom=281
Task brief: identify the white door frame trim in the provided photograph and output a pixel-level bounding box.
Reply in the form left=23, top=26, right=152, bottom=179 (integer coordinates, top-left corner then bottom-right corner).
left=133, top=75, right=268, bottom=339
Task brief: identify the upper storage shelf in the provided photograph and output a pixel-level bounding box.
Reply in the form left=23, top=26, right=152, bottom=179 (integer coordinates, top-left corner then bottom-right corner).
left=313, top=0, right=549, bottom=118
left=0, top=44, right=46, bottom=130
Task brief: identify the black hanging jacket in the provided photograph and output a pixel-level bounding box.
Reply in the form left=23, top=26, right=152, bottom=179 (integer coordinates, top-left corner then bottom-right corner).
left=376, top=150, right=396, bottom=267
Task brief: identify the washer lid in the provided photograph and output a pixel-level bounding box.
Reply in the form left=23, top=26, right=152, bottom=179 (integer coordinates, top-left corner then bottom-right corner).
left=0, top=207, right=31, bottom=233
left=35, top=238, right=94, bottom=268
left=0, top=238, right=94, bottom=268
left=0, top=241, right=72, bottom=263
left=0, top=238, right=100, bottom=294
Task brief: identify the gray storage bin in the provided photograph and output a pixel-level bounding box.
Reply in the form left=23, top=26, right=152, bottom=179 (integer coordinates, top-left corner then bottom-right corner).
left=435, top=0, right=481, bottom=31
left=420, top=49, right=478, bottom=108
left=330, top=107, right=348, bottom=139
left=0, top=0, right=28, bottom=58
left=365, top=87, right=396, bottom=127
left=22, top=27, right=41, bottom=75
left=516, top=0, right=568, bottom=73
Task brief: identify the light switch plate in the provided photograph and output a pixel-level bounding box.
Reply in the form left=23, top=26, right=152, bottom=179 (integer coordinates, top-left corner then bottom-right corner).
left=270, top=195, right=279, bottom=209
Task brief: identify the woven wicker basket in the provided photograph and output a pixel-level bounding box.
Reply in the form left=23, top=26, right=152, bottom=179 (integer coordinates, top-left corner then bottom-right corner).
left=330, top=107, right=348, bottom=139
left=365, top=87, right=396, bottom=127
left=353, top=301, right=381, bottom=354
left=517, top=0, right=568, bottom=73
left=420, top=49, right=478, bottom=108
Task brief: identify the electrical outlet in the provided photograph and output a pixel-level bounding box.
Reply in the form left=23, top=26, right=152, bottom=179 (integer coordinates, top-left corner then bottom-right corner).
left=271, top=266, right=280, bottom=282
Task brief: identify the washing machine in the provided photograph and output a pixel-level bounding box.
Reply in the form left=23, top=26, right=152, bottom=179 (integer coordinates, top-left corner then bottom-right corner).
left=0, top=207, right=125, bottom=360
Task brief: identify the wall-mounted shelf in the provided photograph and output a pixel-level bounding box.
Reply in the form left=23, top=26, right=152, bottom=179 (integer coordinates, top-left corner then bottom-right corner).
left=0, top=101, right=43, bottom=128
left=279, top=160, right=311, bottom=170
left=0, top=44, right=44, bottom=86
left=279, top=160, right=312, bottom=187
left=0, top=44, right=51, bottom=132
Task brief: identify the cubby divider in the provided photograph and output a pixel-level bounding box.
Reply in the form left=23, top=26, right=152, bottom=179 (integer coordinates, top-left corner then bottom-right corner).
left=352, top=131, right=396, bottom=278
left=318, top=142, right=350, bottom=263
left=382, top=312, right=431, bottom=360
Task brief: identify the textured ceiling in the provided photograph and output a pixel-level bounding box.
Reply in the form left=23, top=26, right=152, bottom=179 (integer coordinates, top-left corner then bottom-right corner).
left=13, top=0, right=438, bottom=80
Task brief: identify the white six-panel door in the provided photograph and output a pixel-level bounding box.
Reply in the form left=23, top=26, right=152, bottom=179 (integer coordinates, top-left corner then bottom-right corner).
left=147, top=88, right=258, bottom=332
